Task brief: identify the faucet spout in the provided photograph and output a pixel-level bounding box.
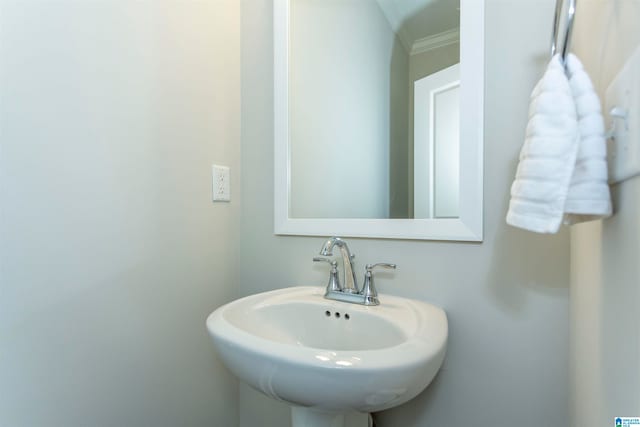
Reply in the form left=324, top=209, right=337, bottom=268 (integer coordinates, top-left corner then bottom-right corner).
left=319, top=237, right=358, bottom=294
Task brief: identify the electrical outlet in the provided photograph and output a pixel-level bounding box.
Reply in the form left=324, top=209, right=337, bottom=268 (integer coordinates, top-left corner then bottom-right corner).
left=212, top=164, right=231, bottom=202
left=606, top=45, right=640, bottom=184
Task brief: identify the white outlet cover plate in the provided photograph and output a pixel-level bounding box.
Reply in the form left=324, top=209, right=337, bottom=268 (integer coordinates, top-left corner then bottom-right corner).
left=605, top=45, right=640, bottom=184
left=212, top=164, right=231, bottom=202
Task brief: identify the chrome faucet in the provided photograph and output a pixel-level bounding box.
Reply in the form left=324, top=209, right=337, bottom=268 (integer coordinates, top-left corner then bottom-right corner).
left=314, top=237, right=396, bottom=306
left=319, top=237, right=358, bottom=294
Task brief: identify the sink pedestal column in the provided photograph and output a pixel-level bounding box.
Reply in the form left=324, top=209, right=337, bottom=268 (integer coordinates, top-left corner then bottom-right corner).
left=291, top=407, right=346, bottom=427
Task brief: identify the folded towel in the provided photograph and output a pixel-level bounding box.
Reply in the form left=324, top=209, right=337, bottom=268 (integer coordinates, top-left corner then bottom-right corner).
left=506, top=55, right=579, bottom=233
left=563, top=53, right=612, bottom=224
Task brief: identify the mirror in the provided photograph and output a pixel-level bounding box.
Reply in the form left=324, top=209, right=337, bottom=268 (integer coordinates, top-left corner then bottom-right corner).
left=274, top=0, right=484, bottom=241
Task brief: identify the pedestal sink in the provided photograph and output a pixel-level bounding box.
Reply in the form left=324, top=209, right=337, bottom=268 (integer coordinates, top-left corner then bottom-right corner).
left=206, top=286, right=447, bottom=427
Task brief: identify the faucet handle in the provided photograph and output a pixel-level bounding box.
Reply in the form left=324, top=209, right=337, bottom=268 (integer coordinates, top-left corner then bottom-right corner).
left=361, top=263, right=397, bottom=306
left=313, top=256, right=336, bottom=266
left=366, top=263, right=396, bottom=271
left=313, top=257, right=342, bottom=293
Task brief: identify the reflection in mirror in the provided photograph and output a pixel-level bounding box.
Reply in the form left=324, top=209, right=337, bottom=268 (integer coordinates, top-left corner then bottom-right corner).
left=289, top=0, right=460, bottom=219
left=274, top=0, right=483, bottom=241
left=414, top=63, right=460, bottom=219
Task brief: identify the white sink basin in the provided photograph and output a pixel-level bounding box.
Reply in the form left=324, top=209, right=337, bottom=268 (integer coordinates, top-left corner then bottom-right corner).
left=206, top=286, right=447, bottom=424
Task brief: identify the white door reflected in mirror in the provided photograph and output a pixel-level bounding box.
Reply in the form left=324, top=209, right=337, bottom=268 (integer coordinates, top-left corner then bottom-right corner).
left=414, top=63, right=460, bottom=219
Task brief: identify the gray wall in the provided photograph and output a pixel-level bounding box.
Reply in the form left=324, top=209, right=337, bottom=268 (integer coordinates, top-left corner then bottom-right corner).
left=0, top=0, right=241, bottom=425
left=569, top=1, right=640, bottom=426
left=240, top=0, right=570, bottom=426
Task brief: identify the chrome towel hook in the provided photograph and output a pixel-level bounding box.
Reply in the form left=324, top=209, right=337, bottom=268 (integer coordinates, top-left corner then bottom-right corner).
left=550, top=0, right=577, bottom=62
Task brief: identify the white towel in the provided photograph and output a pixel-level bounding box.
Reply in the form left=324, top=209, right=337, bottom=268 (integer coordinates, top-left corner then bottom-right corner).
left=563, top=53, right=612, bottom=224
left=506, top=55, right=580, bottom=233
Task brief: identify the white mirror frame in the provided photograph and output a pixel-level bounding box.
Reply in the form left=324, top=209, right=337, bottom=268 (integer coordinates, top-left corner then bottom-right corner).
left=274, top=0, right=484, bottom=241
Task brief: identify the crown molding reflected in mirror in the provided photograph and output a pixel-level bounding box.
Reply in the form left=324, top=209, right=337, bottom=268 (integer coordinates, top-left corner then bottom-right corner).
left=274, top=0, right=484, bottom=241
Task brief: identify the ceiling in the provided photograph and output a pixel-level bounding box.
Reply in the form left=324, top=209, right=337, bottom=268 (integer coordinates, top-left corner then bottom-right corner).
left=375, top=0, right=460, bottom=52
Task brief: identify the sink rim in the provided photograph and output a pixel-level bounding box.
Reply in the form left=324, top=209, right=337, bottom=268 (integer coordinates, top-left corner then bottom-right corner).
left=206, top=286, right=448, bottom=372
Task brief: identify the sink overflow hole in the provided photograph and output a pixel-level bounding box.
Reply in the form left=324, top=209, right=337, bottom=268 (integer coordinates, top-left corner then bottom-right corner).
left=324, top=310, right=350, bottom=320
